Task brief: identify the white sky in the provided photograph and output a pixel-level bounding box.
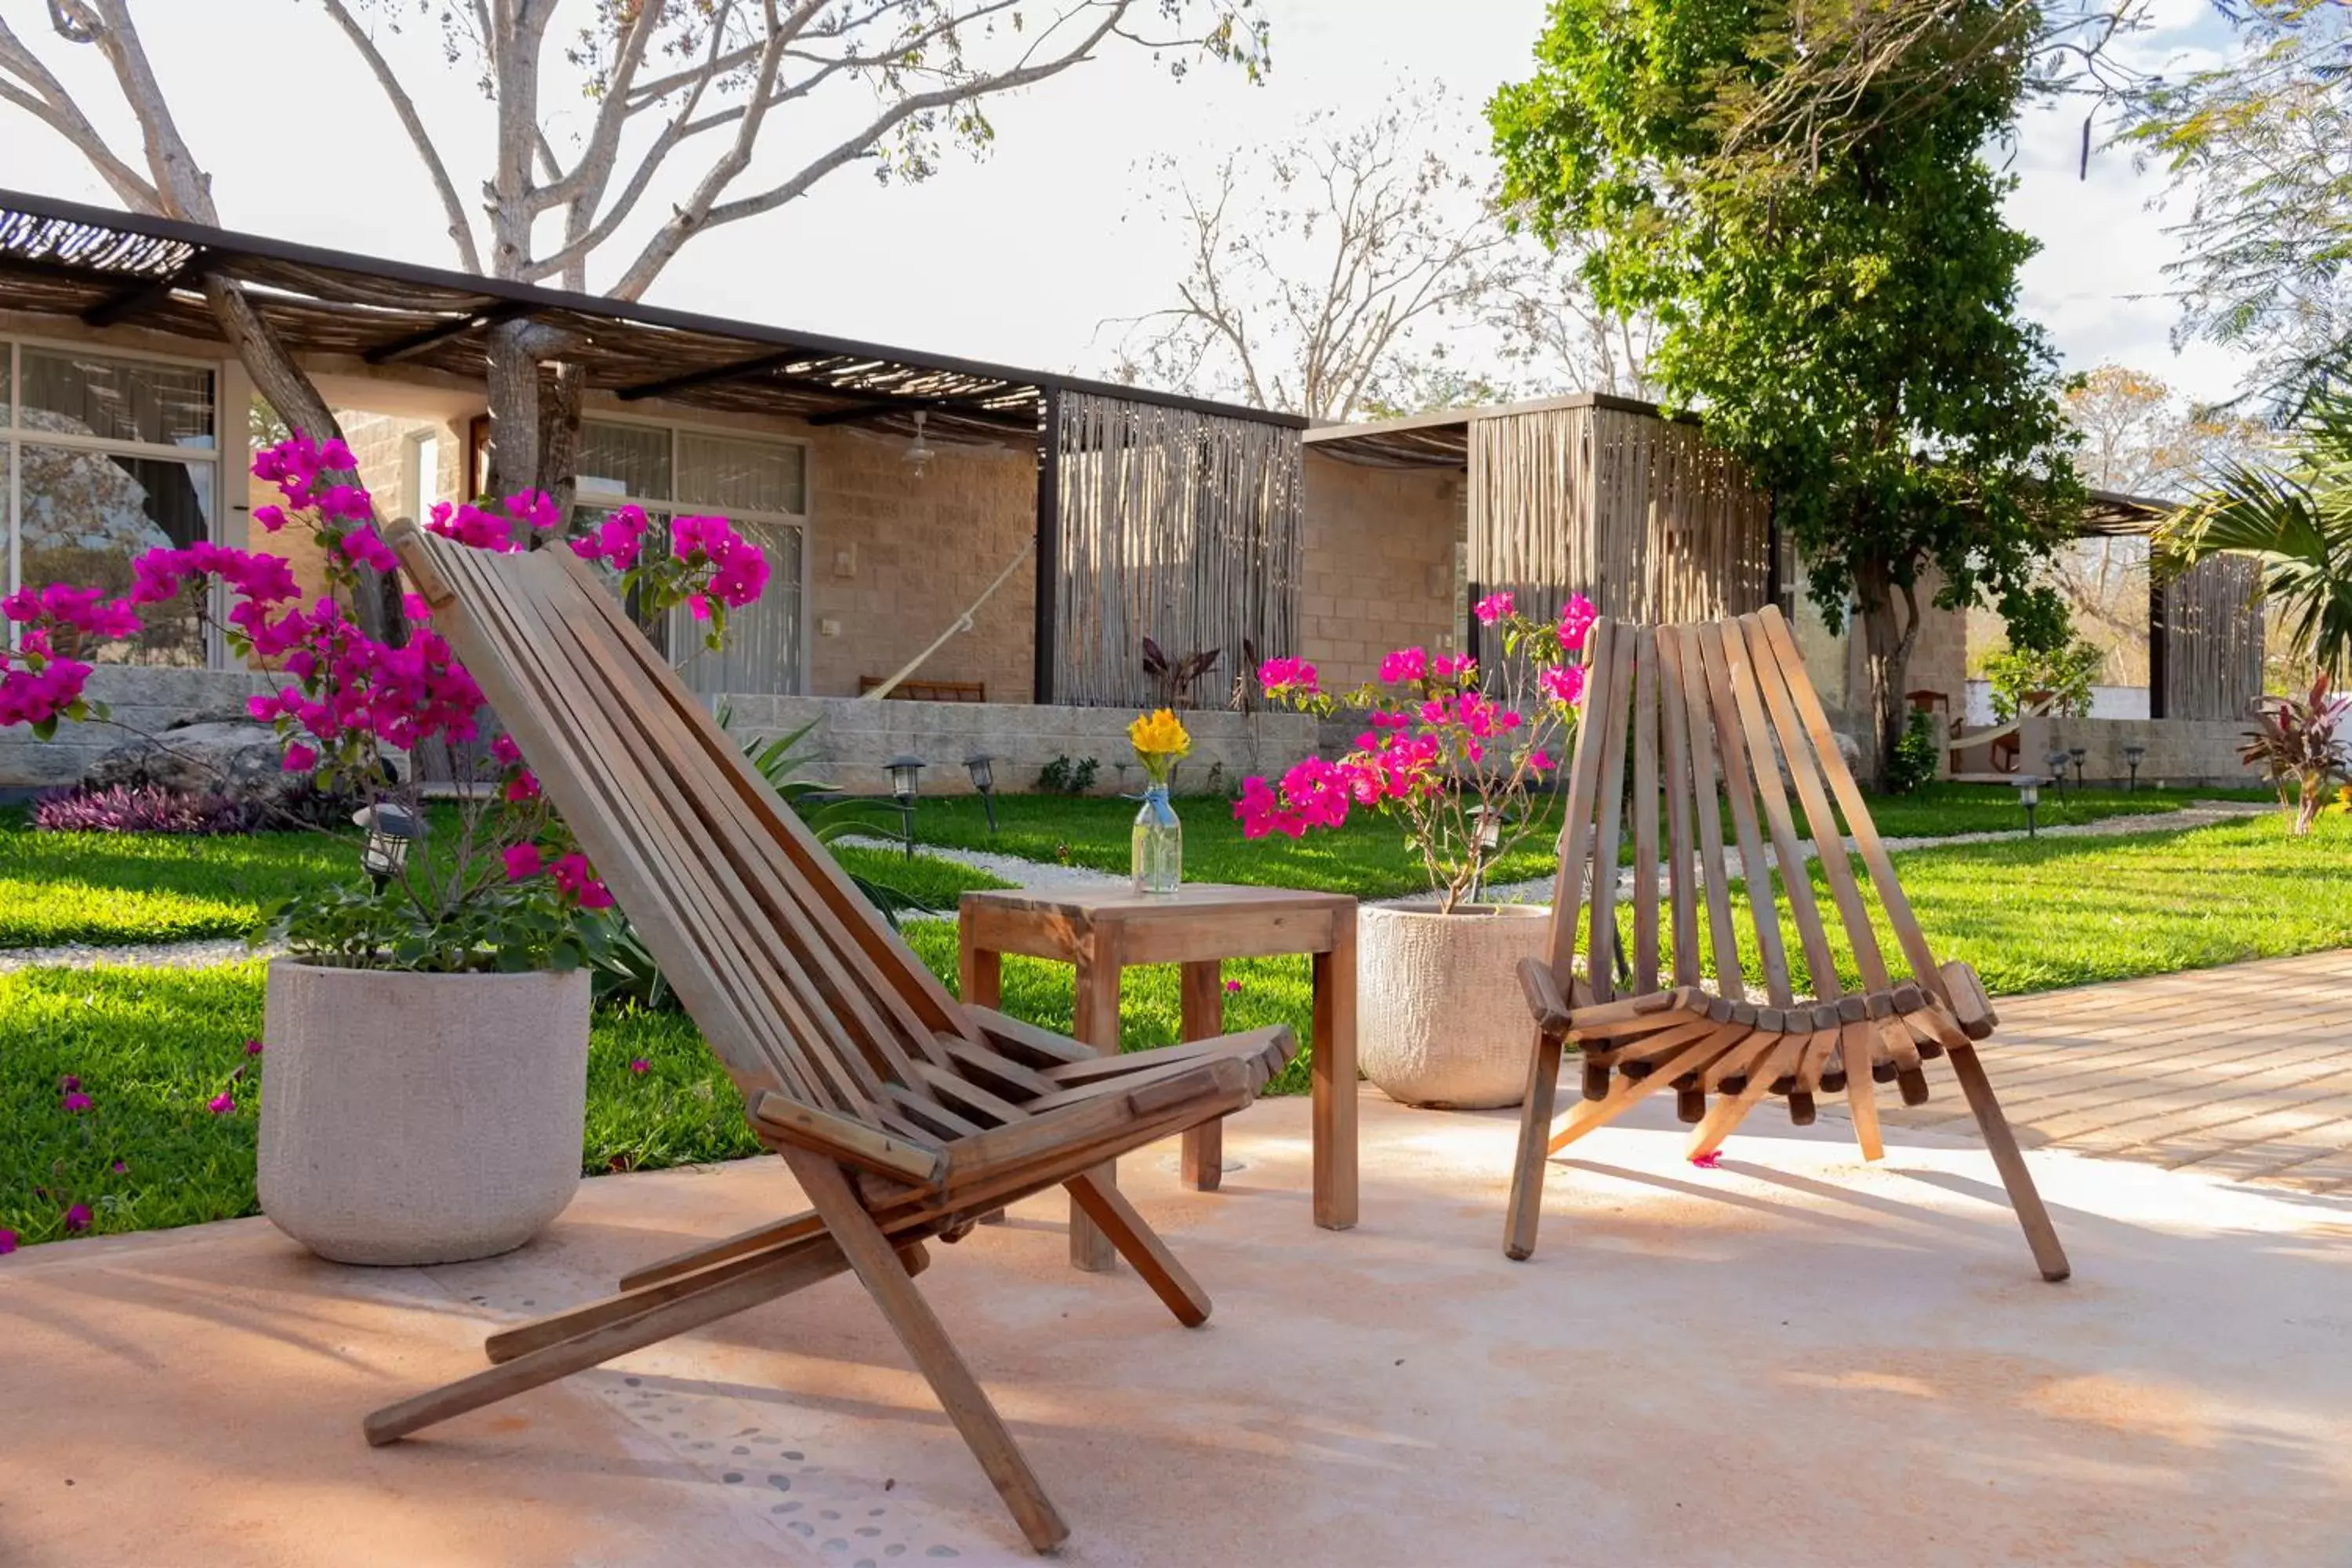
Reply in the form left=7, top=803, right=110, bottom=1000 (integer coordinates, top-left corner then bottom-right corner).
left=0, top=0, right=2257, bottom=408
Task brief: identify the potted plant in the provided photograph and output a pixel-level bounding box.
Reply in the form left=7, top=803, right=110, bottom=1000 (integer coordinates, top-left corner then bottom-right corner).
left=0, top=433, right=771, bottom=1264
left=1243, top=594, right=1592, bottom=1107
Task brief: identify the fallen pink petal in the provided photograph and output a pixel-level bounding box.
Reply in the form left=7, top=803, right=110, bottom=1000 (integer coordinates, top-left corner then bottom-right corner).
left=244, top=1038, right=265, bottom=1056
left=63, top=1203, right=91, bottom=1233
left=1690, top=1152, right=1723, bottom=1169
left=627, top=1058, right=651, bottom=1076
left=0, top=1229, right=16, bottom=1255
left=206, top=1092, right=235, bottom=1115
left=60, top=1091, right=93, bottom=1113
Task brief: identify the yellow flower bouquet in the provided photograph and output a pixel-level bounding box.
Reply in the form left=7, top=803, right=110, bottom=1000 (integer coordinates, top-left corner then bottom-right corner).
left=1127, top=707, right=1192, bottom=788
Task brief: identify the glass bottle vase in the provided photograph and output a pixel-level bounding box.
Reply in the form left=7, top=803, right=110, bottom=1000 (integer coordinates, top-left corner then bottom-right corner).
left=1131, top=782, right=1183, bottom=895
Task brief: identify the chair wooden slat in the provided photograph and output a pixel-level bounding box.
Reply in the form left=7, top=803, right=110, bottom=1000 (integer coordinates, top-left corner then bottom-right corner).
left=1692, top=620, right=1793, bottom=1007
left=1545, top=615, right=1618, bottom=977
left=1584, top=621, right=1638, bottom=1003
left=1751, top=605, right=1944, bottom=995
left=1630, top=626, right=1662, bottom=993
left=1737, top=615, right=1893, bottom=993
left=1718, top=614, right=1842, bottom=1000
left=1655, top=621, right=1702, bottom=987
left=1657, top=627, right=1744, bottom=993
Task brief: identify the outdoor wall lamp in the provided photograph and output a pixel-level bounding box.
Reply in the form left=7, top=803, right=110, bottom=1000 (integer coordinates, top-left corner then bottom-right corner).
left=964, top=753, right=998, bottom=833
left=2124, top=744, right=2147, bottom=792
left=353, top=802, right=425, bottom=887
left=885, top=754, right=927, bottom=858
left=2013, top=775, right=2042, bottom=839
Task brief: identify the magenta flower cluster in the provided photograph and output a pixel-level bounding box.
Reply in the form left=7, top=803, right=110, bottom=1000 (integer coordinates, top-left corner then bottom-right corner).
left=670, top=514, right=769, bottom=619
left=1236, top=593, right=1597, bottom=910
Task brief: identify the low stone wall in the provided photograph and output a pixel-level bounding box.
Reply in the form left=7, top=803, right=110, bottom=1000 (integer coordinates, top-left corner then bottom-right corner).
left=713, top=695, right=1321, bottom=797
left=0, top=667, right=282, bottom=796
left=2009, top=715, right=2264, bottom=789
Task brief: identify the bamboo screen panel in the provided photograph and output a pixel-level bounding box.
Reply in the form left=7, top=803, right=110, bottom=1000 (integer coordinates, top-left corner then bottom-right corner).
left=2160, top=553, right=2265, bottom=720
left=1467, top=404, right=1771, bottom=662
left=1050, top=390, right=1303, bottom=707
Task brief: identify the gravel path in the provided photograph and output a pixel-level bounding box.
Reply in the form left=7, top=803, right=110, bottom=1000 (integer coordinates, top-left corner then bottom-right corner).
left=836, top=835, right=1127, bottom=898
left=0, top=935, right=283, bottom=975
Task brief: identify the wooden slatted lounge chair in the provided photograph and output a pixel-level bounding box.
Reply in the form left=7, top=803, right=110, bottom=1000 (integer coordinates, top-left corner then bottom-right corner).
left=1503, top=608, right=2070, bottom=1283
left=363, top=521, right=1298, bottom=1552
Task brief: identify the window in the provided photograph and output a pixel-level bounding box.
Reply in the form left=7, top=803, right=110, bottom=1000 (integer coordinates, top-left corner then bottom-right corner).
left=575, top=417, right=807, bottom=696
left=4, top=339, right=220, bottom=666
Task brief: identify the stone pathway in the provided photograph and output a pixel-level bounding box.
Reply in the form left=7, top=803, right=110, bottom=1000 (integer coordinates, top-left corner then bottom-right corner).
left=1817, top=948, right=2352, bottom=1196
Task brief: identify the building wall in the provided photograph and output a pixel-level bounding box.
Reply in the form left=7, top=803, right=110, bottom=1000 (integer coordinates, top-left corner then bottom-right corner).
left=1298, top=452, right=1460, bottom=690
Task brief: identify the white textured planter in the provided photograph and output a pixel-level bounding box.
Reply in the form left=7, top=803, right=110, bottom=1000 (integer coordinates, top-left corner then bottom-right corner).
left=1358, top=902, right=1552, bottom=1109
left=258, top=961, right=590, bottom=1266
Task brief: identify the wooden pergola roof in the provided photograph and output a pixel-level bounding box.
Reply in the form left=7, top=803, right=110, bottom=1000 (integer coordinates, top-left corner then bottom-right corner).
left=0, top=188, right=1302, bottom=445
left=1308, top=393, right=2180, bottom=539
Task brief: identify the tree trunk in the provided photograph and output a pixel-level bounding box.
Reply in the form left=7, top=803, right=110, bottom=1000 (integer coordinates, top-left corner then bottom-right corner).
left=1854, top=557, right=1922, bottom=793
left=482, top=319, right=584, bottom=518
left=200, top=278, right=397, bottom=644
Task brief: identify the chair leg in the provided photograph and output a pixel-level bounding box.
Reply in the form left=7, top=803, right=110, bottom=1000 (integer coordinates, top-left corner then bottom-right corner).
left=1065, top=1171, right=1212, bottom=1327
left=1946, top=1044, right=2071, bottom=1283
left=365, top=1234, right=850, bottom=1446
left=1504, top=1029, right=1564, bottom=1261
left=784, top=1150, right=1071, bottom=1553
left=1685, top=1034, right=1805, bottom=1162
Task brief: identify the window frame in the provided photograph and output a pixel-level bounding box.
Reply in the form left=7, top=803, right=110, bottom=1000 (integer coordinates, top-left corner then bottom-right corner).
left=573, top=409, right=815, bottom=697
left=3, top=332, right=226, bottom=666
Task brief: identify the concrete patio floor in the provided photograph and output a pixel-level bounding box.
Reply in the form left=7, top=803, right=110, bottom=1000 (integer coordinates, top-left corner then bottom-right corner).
left=5, top=1079, right=2349, bottom=1567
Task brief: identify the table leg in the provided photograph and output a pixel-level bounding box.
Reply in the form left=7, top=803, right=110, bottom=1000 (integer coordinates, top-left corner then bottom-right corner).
left=1178, top=960, right=1225, bottom=1191
left=1312, top=909, right=1359, bottom=1230
left=1069, top=955, right=1123, bottom=1272
left=960, top=946, right=1002, bottom=1011
left=960, top=945, right=1009, bottom=1225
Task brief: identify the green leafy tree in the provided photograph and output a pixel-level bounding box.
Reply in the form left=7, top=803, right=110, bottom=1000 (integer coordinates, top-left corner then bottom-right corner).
left=2124, top=0, right=2352, bottom=410
left=1490, top=0, right=2085, bottom=784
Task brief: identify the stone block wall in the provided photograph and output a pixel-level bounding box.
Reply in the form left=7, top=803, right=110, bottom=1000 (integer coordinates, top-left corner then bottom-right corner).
left=1298, top=454, right=1461, bottom=690
left=717, top=695, right=1319, bottom=798
left=798, top=426, right=1036, bottom=702
left=0, top=666, right=281, bottom=793
left=2011, top=715, right=2265, bottom=789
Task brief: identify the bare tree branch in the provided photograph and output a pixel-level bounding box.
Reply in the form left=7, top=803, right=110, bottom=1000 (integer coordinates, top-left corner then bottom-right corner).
left=319, top=0, right=483, bottom=270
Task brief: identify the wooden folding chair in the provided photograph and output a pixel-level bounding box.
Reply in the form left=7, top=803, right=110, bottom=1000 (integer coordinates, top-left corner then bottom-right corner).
left=365, top=521, right=1298, bottom=1552
left=1503, top=608, right=2070, bottom=1282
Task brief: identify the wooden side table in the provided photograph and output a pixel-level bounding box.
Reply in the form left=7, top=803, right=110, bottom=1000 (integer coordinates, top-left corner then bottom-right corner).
left=957, top=884, right=1359, bottom=1272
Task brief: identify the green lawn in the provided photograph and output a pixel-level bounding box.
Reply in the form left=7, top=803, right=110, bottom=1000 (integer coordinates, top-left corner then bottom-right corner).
left=0, top=818, right=1007, bottom=950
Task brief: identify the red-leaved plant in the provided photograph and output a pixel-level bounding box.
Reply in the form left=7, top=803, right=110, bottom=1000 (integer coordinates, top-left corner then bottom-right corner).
left=1240, top=593, right=1595, bottom=911
left=2240, top=670, right=2350, bottom=835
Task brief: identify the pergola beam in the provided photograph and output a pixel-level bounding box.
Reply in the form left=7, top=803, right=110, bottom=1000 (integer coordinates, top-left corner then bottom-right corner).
left=79, top=249, right=216, bottom=328
left=362, top=300, right=533, bottom=365
left=615, top=348, right=806, bottom=402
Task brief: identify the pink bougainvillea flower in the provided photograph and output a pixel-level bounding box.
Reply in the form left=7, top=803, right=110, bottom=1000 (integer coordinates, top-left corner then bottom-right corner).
left=59, top=1075, right=79, bottom=1092
left=60, top=1091, right=93, bottom=1114
left=1528, top=749, right=1555, bottom=771
left=1223, top=978, right=1243, bottom=994
left=1538, top=664, right=1586, bottom=706
left=490, top=734, right=524, bottom=768
left=281, top=742, right=318, bottom=771
left=550, top=851, right=615, bottom=909
left=1689, top=1151, right=1722, bottom=1170
left=207, top=1092, right=235, bottom=1116
left=64, top=1203, right=92, bottom=1232
left=1256, top=655, right=1320, bottom=696
left=627, top=1058, right=651, bottom=1076
left=503, top=768, right=542, bottom=804
left=1473, top=591, right=1514, bottom=625
left=1559, top=593, right=1598, bottom=647
left=111, top=1160, right=129, bottom=1174
left=1432, top=652, right=1477, bottom=680
left=244, top=1038, right=264, bottom=1057
left=0, top=1229, right=16, bottom=1254
left=503, top=843, right=543, bottom=880
left=1376, top=647, right=1428, bottom=684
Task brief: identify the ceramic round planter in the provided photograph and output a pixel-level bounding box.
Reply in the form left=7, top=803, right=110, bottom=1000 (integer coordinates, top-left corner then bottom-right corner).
left=1357, top=902, right=1552, bottom=1109
left=258, top=960, right=590, bottom=1266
